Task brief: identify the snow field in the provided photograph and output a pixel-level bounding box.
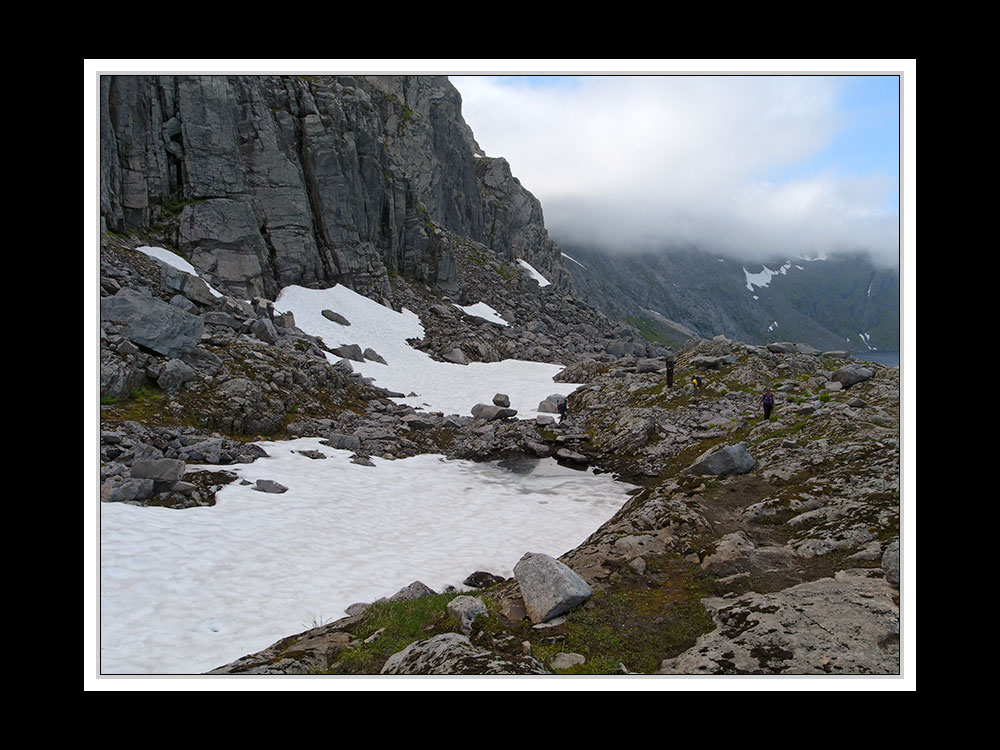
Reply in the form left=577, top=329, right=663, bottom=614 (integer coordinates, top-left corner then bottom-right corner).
left=101, top=441, right=634, bottom=674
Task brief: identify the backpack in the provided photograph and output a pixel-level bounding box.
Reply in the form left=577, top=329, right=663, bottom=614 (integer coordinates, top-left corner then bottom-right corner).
left=763, top=392, right=774, bottom=406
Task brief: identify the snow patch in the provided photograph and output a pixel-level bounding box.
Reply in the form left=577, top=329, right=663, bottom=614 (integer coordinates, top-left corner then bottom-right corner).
left=743, top=261, right=793, bottom=293
left=517, top=259, right=551, bottom=287
left=136, top=246, right=224, bottom=298
left=454, top=302, right=509, bottom=327
left=561, top=252, right=587, bottom=270
left=274, top=284, right=577, bottom=418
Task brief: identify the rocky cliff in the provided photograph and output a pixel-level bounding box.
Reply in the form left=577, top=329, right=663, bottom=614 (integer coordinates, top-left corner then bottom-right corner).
left=101, top=74, right=570, bottom=304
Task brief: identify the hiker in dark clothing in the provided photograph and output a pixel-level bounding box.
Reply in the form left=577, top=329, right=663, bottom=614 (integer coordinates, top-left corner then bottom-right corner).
left=558, top=399, right=568, bottom=423
left=760, top=388, right=775, bottom=420
left=691, top=375, right=702, bottom=391
left=666, top=359, right=674, bottom=388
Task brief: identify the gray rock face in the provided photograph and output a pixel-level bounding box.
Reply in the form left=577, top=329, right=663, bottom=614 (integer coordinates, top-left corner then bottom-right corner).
left=101, top=288, right=204, bottom=358
left=380, top=633, right=550, bottom=675
left=513, top=552, right=593, bottom=623
left=657, top=570, right=899, bottom=675
left=101, top=75, right=568, bottom=302
left=685, top=442, right=755, bottom=476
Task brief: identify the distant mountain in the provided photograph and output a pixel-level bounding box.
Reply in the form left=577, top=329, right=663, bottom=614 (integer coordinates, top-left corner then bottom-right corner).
left=559, top=245, right=900, bottom=354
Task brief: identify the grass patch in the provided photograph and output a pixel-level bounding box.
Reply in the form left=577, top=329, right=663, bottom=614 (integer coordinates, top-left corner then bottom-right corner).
left=327, top=593, right=465, bottom=674
left=540, top=557, right=715, bottom=674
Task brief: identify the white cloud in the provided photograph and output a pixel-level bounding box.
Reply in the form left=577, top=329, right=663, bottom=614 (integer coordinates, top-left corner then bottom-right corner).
left=451, top=75, right=899, bottom=266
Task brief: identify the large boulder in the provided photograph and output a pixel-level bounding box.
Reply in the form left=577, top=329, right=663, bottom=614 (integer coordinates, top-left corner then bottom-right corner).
left=471, top=403, right=517, bottom=421
left=101, top=288, right=204, bottom=358
left=685, top=442, right=755, bottom=476
left=513, top=552, right=593, bottom=623
left=380, top=633, right=550, bottom=675
left=538, top=394, right=568, bottom=413
left=832, top=364, right=875, bottom=388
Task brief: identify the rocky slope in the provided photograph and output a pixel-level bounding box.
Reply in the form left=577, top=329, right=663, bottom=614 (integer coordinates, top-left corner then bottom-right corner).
left=98, top=73, right=902, bottom=678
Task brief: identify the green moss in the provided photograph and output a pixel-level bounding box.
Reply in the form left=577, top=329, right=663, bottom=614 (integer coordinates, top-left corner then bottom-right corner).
left=328, top=593, right=465, bottom=674
left=544, top=557, right=715, bottom=674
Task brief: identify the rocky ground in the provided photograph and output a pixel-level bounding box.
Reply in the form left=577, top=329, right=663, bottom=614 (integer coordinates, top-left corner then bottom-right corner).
left=98, top=234, right=902, bottom=677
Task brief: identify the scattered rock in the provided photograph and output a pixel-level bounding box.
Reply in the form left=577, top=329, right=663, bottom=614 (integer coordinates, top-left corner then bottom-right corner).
left=446, top=595, right=488, bottom=635
left=550, top=652, right=586, bottom=670
left=322, top=309, right=351, bottom=326
left=254, top=479, right=288, bottom=494
left=463, top=571, right=506, bottom=589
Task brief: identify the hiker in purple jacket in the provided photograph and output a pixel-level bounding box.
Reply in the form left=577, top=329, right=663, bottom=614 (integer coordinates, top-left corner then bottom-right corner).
left=760, top=388, right=775, bottom=420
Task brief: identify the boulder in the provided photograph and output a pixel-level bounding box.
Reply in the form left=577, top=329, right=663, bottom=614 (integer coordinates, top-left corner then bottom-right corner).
left=538, top=394, right=568, bottom=413
left=254, top=479, right=288, bottom=494
left=327, top=433, right=361, bottom=451
left=446, top=596, right=488, bottom=635
left=513, top=552, right=593, bottom=623
left=333, top=344, right=364, bottom=362
left=442, top=347, right=468, bottom=365
left=388, top=581, right=437, bottom=602
left=832, top=364, right=875, bottom=388
left=157, top=358, right=195, bottom=392
left=882, top=540, right=900, bottom=588
left=768, top=342, right=820, bottom=355
left=492, top=393, right=510, bottom=407
left=685, top=442, right=755, bottom=476
left=321, top=309, right=351, bottom=326
left=160, top=264, right=219, bottom=307
left=131, top=458, right=186, bottom=483
left=363, top=347, right=387, bottom=365
left=380, top=633, right=550, bottom=675
left=463, top=571, right=506, bottom=589
left=471, top=403, right=517, bottom=421
left=550, top=652, right=586, bottom=670
left=251, top=318, right=277, bottom=345
left=101, top=288, right=204, bottom=358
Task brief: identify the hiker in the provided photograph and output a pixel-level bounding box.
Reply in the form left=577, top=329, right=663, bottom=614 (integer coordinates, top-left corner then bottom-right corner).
left=666, top=359, right=674, bottom=388
left=691, top=375, right=702, bottom=391
left=558, top=398, right=568, bottom=423
left=760, top=388, right=775, bottom=420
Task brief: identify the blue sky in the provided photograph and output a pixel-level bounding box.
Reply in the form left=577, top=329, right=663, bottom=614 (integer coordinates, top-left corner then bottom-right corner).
left=451, top=73, right=904, bottom=266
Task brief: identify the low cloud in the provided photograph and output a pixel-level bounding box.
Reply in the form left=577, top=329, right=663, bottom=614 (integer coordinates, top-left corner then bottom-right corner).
left=451, top=75, right=900, bottom=267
